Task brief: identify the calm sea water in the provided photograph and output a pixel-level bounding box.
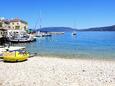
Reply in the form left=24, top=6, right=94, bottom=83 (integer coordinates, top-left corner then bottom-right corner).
left=12, top=32, right=115, bottom=60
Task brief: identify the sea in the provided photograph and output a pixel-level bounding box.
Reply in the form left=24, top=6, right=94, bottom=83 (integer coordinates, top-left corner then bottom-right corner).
left=12, top=31, right=115, bottom=60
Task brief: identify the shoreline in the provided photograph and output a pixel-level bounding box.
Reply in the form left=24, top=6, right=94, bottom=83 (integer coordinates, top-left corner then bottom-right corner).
left=0, top=56, right=115, bottom=86
left=34, top=54, right=115, bottom=62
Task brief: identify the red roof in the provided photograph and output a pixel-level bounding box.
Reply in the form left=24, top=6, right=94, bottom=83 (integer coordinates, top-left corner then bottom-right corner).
left=10, top=18, right=20, bottom=22
left=10, top=18, right=28, bottom=24
left=0, top=18, right=27, bottom=24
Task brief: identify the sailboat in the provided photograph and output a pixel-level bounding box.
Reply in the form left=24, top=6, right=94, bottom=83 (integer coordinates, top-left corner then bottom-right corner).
left=72, top=31, right=77, bottom=35
left=35, top=11, right=52, bottom=37
left=35, top=11, right=43, bottom=37
left=72, top=21, right=77, bottom=35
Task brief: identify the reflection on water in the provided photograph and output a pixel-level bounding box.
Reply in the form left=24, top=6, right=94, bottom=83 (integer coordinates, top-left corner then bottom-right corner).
left=11, top=32, right=115, bottom=60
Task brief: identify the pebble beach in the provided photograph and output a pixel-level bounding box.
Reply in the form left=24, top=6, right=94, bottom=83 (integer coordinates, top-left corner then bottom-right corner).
left=0, top=56, right=115, bottom=86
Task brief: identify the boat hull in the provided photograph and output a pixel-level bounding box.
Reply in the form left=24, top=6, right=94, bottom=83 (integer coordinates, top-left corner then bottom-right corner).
left=8, top=38, right=36, bottom=43
left=3, top=51, right=29, bottom=62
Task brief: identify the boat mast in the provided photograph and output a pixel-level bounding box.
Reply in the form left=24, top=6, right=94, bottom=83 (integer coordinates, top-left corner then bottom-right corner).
left=34, top=10, right=42, bottom=30
left=73, top=20, right=77, bottom=29
left=39, top=10, right=42, bottom=29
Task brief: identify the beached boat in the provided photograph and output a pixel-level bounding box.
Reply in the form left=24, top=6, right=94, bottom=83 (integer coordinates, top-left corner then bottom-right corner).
left=4, top=46, right=26, bottom=51
left=3, top=47, right=29, bottom=62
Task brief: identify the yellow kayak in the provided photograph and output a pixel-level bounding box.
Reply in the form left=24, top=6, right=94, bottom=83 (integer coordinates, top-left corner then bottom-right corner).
left=3, top=51, right=29, bottom=62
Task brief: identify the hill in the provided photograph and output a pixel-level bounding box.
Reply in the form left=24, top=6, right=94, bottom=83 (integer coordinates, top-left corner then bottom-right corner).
left=36, top=27, right=77, bottom=32
left=80, top=25, right=115, bottom=31
left=30, top=25, right=115, bottom=32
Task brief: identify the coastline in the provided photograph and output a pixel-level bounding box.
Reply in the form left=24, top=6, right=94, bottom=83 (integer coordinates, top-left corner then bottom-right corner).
left=0, top=56, right=115, bottom=86
left=34, top=53, right=115, bottom=61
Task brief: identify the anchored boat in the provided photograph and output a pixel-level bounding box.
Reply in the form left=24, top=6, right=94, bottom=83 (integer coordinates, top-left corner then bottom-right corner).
left=8, top=34, right=36, bottom=43
left=72, top=31, right=77, bottom=35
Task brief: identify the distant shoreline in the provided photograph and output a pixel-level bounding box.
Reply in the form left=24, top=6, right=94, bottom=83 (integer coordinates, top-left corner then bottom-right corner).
left=33, top=25, right=115, bottom=32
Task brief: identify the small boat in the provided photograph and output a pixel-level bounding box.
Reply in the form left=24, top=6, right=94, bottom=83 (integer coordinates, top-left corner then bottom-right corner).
left=72, top=31, right=77, bottom=35
left=3, top=47, right=29, bottom=62
left=36, top=31, right=52, bottom=37
left=42, top=32, right=52, bottom=37
left=4, top=46, right=26, bottom=51
left=36, top=31, right=43, bottom=37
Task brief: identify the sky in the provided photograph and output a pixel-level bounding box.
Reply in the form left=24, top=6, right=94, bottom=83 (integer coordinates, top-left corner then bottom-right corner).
left=0, top=0, right=115, bottom=29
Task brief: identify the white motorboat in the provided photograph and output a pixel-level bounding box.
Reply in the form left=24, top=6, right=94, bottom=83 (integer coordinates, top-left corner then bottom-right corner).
left=8, top=34, right=36, bottom=43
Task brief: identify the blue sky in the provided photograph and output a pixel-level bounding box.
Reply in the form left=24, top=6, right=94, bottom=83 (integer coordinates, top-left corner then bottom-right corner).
left=0, top=0, right=115, bottom=29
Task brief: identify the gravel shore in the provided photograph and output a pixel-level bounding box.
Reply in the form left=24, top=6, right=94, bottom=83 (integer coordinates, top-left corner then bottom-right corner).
left=0, top=56, right=115, bottom=86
